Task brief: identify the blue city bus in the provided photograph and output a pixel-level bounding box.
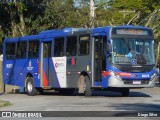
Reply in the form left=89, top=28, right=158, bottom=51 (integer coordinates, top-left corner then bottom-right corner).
left=3, top=25, right=157, bottom=96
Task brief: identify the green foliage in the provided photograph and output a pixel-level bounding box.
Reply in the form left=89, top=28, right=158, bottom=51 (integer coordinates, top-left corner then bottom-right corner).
left=0, top=0, right=159, bottom=40
left=0, top=29, right=4, bottom=42
left=0, top=0, right=159, bottom=61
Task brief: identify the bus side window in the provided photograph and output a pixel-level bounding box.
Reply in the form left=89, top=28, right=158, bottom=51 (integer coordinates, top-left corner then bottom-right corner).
left=44, top=42, right=51, bottom=58
left=79, top=35, right=90, bottom=55
left=28, top=40, right=39, bottom=58
left=6, top=43, right=16, bottom=60
left=66, top=36, right=77, bottom=56
left=16, top=42, right=27, bottom=59
left=54, top=38, right=64, bottom=57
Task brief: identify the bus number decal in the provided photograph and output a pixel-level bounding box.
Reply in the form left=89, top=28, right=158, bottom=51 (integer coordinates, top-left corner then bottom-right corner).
left=142, top=74, right=149, bottom=78
left=6, top=64, right=13, bottom=68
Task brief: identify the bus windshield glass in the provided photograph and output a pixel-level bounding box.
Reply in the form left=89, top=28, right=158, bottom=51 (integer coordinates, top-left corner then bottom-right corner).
left=110, top=38, right=155, bottom=65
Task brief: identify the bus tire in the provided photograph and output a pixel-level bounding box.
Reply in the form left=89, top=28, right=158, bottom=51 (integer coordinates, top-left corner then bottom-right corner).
left=26, top=77, right=38, bottom=96
left=121, top=88, right=129, bottom=97
left=85, top=76, right=92, bottom=96
left=78, top=75, right=92, bottom=96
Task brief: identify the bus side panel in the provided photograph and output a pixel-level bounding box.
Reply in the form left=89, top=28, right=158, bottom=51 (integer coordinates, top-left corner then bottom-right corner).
left=27, top=59, right=40, bottom=87
left=94, top=76, right=109, bottom=87
left=14, top=59, right=28, bottom=87
left=102, top=76, right=109, bottom=87
left=42, top=58, right=60, bottom=88
left=66, top=56, right=92, bottom=88
left=3, top=60, right=16, bottom=85
left=51, top=57, right=66, bottom=88
left=48, top=58, right=60, bottom=88
left=66, top=56, right=79, bottom=88
left=13, top=59, right=40, bottom=87
left=94, top=62, right=112, bottom=88
left=42, top=58, right=49, bottom=87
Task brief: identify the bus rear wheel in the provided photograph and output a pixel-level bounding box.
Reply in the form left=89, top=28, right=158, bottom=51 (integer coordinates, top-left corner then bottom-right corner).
left=26, top=77, right=38, bottom=96
left=78, top=75, right=92, bottom=96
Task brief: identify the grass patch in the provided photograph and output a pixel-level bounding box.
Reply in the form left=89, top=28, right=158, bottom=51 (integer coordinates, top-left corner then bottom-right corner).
left=0, top=100, right=12, bottom=108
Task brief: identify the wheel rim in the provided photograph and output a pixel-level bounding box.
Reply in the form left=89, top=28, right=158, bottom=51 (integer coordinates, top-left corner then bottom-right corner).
left=27, top=82, right=33, bottom=92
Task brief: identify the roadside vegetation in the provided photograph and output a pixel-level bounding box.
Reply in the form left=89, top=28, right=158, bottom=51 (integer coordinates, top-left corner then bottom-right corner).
left=0, top=0, right=159, bottom=43
left=0, top=100, right=12, bottom=108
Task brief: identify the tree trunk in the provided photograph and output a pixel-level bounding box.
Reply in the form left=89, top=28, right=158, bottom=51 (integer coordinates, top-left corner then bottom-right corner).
left=19, top=13, right=25, bottom=36
left=90, top=0, right=95, bottom=28
left=11, top=21, right=17, bottom=37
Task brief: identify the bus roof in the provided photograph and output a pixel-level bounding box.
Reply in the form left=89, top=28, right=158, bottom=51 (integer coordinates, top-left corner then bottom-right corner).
left=4, top=27, right=92, bottom=42
left=4, top=34, right=41, bottom=43
left=39, top=28, right=91, bottom=35
left=4, top=25, right=152, bottom=42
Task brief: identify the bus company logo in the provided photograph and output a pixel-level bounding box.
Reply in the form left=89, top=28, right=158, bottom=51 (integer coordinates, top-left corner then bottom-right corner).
left=142, top=74, right=149, bottom=78
left=27, top=61, right=34, bottom=70
left=131, top=59, right=137, bottom=65
left=55, top=63, right=64, bottom=68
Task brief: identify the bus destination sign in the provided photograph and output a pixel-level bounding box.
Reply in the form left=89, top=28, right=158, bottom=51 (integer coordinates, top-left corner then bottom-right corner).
left=116, top=29, right=148, bottom=35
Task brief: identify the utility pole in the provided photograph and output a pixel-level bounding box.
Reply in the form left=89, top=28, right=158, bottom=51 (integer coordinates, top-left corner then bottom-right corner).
left=119, top=10, right=135, bottom=25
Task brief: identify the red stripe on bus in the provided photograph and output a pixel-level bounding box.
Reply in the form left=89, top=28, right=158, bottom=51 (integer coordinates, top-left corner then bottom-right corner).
left=102, top=71, right=131, bottom=77
left=43, top=71, right=49, bottom=86
left=102, top=71, right=110, bottom=76
left=117, top=72, right=131, bottom=77
left=72, top=58, right=75, bottom=65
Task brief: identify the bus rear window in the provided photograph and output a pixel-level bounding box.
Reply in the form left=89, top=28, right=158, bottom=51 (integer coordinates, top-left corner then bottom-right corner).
left=6, top=43, right=16, bottom=60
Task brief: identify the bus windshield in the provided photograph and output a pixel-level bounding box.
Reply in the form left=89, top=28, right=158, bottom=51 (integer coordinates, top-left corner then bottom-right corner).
left=110, top=38, right=155, bottom=65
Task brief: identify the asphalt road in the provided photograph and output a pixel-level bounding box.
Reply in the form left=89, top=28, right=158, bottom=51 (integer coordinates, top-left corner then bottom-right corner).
left=0, top=84, right=160, bottom=120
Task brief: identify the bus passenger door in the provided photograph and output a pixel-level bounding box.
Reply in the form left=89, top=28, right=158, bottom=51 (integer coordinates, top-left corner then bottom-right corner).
left=93, top=36, right=106, bottom=85
left=41, top=42, right=52, bottom=87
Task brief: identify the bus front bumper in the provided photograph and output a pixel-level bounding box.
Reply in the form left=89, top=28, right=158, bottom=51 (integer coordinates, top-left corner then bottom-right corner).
left=108, top=75, right=157, bottom=88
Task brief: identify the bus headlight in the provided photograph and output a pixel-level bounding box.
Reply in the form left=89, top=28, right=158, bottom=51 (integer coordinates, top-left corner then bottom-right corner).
left=110, top=71, right=121, bottom=79
left=150, top=73, right=156, bottom=80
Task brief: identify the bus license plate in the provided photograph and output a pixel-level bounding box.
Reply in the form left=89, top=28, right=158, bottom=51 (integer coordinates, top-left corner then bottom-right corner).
left=133, top=81, right=141, bottom=84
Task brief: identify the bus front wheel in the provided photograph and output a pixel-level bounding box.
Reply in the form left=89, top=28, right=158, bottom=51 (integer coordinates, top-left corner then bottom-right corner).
left=78, top=75, right=92, bottom=96
left=26, top=77, right=38, bottom=96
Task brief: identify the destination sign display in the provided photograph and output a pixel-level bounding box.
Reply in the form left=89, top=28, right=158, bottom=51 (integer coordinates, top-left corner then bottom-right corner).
left=116, top=29, right=148, bottom=35
left=111, top=27, right=153, bottom=36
